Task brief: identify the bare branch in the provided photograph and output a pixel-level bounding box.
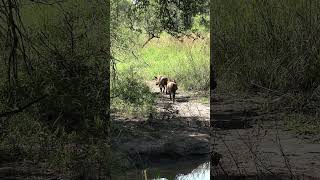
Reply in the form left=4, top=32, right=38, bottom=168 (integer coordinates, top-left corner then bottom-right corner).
left=142, top=33, right=159, bottom=48
left=0, top=95, right=48, bottom=118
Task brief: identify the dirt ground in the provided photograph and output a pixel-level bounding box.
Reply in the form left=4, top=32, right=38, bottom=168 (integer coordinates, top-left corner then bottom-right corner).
left=113, top=81, right=211, bottom=162
left=114, top=80, right=320, bottom=179
left=0, top=81, right=211, bottom=180
left=212, top=92, right=320, bottom=179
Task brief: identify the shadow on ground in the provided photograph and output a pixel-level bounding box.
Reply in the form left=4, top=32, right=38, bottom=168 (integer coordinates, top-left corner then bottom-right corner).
left=112, top=82, right=211, bottom=169
left=211, top=93, right=320, bottom=179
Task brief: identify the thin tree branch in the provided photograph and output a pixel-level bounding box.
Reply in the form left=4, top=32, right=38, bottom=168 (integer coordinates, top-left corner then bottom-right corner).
left=0, top=95, right=48, bottom=118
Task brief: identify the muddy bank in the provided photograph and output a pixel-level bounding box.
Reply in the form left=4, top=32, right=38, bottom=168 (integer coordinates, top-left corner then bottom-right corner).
left=212, top=92, right=320, bottom=179
left=112, top=113, right=210, bottom=160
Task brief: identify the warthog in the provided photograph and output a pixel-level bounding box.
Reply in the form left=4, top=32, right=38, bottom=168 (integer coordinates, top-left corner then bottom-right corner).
left=166, top=79, right=178, bottom=102
left=154, top=76, right=168, bottom=93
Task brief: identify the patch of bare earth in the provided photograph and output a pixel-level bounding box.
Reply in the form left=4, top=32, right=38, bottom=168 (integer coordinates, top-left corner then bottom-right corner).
left=212, top=92, right=320, bottom=179
left=112, top=81, right=210, bottom=161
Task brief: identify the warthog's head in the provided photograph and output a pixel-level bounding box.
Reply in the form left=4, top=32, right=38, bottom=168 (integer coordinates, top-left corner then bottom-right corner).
left=154, top=76, right=160, bottom=85
left=173, top=80, right=178, bottom=90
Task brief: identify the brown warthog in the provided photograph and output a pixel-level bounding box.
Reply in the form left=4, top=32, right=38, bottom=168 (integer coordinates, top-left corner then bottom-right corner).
left=154, top=76, right=168, bottom=93
left=166, top=80, right=178, bottom=102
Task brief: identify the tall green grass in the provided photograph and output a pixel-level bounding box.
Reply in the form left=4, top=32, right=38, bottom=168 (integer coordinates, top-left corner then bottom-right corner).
left=211, top=0, right=320, bottom=133
left=115, top=32, right=210, bottom=92
left=111, top=10, right=209, bottom=118
left=212, top=0, right=320, bottom=93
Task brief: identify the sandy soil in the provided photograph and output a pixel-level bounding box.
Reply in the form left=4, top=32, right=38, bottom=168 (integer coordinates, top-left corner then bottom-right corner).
left=146, top=80, right=210, bottom=122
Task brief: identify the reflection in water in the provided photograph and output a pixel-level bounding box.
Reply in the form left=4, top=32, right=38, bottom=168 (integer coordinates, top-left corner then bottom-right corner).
left=175, top=162, right=210, bottom=180
left=150, top=162, right=210, bottom=180
left=118, top=156, right=210, bottom=180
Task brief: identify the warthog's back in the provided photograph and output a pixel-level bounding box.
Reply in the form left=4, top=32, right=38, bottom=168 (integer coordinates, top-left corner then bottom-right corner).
left=167, top=81, right=178, bottom=92
left=155, top=76, right=168, bottom=85
left=159, top=76, right=168, bottom=86
left=167, top=81, right=178, bottom=102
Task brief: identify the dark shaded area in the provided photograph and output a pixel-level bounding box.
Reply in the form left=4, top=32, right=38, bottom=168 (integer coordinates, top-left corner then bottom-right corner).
left=0, top=1, right=113, bottom=179
left=213, top=111, right=259, bottom=129
left=213, top=119, right=252, bottom=130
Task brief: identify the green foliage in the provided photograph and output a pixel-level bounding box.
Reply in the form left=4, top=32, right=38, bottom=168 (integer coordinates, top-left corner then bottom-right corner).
left=0, top=0, right=110, bottom=134
left=211, top=0, right=320, bottom=135
left=111, top=0, right=210, bottom=100
left=191, top=15, right=209, bottom=33
left=116, top=0, right=209, bottom=37
left=212, top=0, right=320, bottom=93
left=111, top=0, right=213, bottom=118
left=0, top=0, right=123, bottom=178
left=285, top=113, right=320, bottom=135
left=0, top=113, right=128, bottom=177
left=0, top=114, right=52, bottom=162
left=111, top=71, right=155, bottom=117
left=116, top=33, right=210, bottom=92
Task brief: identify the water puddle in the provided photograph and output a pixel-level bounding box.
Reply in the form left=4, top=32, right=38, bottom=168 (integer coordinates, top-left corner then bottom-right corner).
left=117, top=157, right=210, bottom=180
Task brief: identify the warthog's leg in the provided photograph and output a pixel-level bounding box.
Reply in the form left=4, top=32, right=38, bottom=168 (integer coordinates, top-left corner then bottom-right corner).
left=173, top=92, right=175, bottom=102
left=169, top=92, right=172, bottom=100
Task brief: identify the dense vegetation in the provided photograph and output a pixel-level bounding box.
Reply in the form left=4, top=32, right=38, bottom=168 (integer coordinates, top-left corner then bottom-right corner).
left=212, top=0, right=320, bottom=133
left=0, top=0, right=123, bottom=178
left=213, top=0, right=320, bottom=92
left=111, top=0, right=210, bottom=117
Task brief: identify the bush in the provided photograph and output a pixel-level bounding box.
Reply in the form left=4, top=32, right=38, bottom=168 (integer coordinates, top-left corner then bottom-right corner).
left=111, top=71, right=155, bottom=117
left=0, top=0, right=110, bottom=135
left=0, top=113, right=128, bottom=177
left=0, top=1, right=125, bottom=178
